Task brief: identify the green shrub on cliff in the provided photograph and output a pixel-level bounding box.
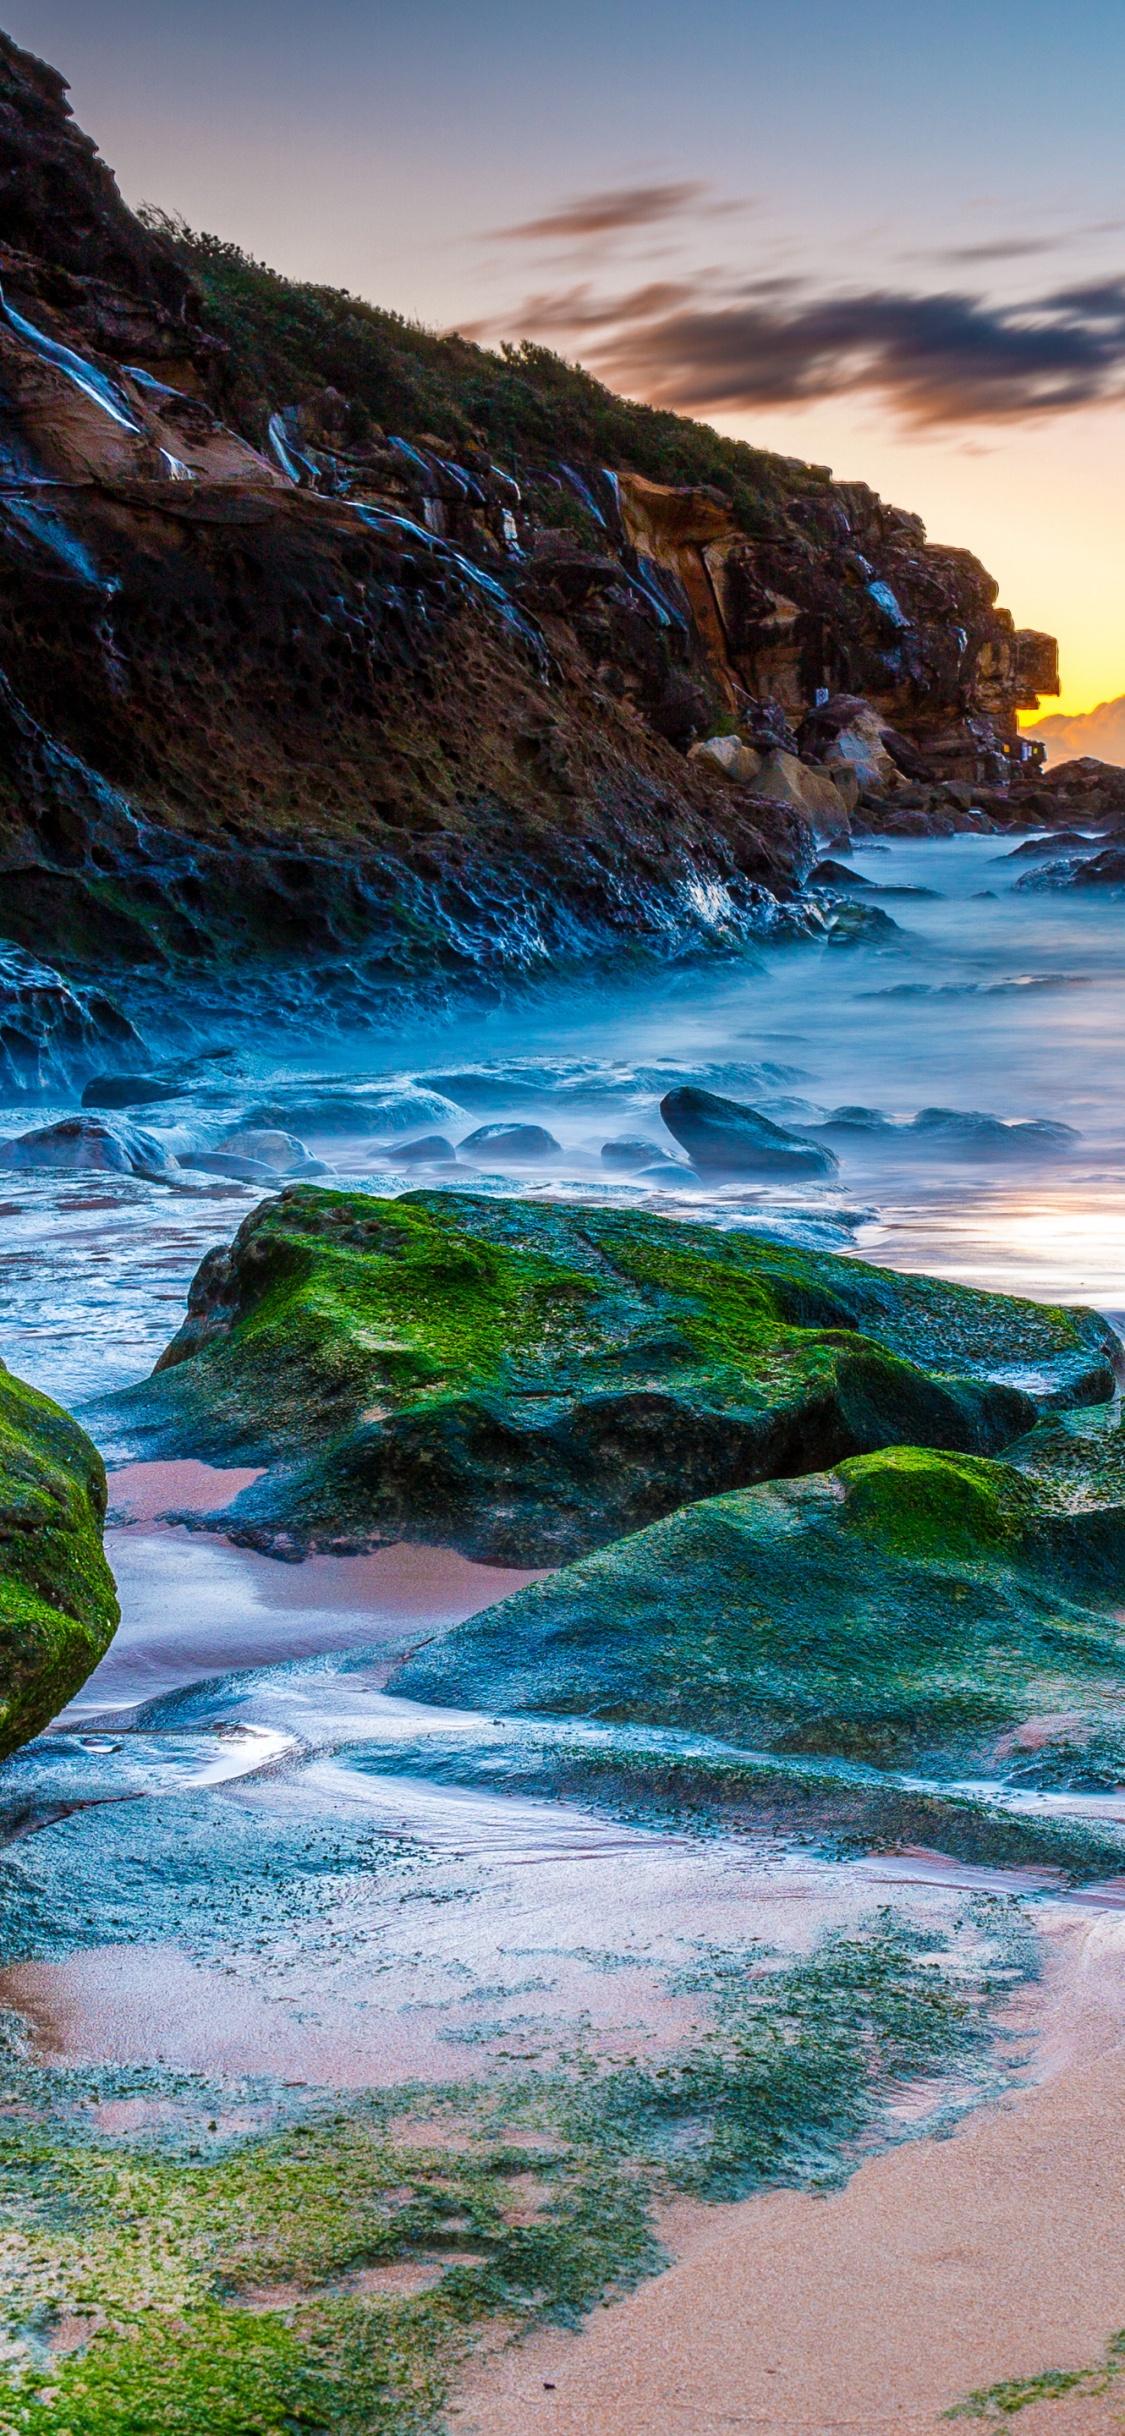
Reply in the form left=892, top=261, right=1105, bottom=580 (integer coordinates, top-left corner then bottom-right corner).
left=146, top=215, right=820, bottom=529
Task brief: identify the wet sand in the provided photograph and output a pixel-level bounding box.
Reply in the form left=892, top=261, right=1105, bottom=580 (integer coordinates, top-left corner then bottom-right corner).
left=62, top=1470, right=547, bottom=1715
left=0, top=1802, right=1012, bottom=2095
left=455, top=1911, right=1125, bottom=2434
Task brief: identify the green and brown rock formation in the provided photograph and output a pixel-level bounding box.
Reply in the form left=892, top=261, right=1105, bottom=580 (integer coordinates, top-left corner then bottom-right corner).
left=117, top=1186, right=1116, bottom=1564
left=0, top=1359, right=118, bottom=1755
left=392, top=1429, right=1125, bottom=1779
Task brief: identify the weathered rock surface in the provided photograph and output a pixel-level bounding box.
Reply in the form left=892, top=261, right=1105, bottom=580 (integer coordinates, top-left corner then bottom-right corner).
left=0, top=28, right=1062, bottom=1018
left=0, top=943, right=138, bottom=1096
left=660, top=1085, right=838, bottom=1180
left=0, top=1358, right=118, bottom=1757
left=247, top=1088, right=464, bottom=1138
left=909, top=1107, right=1080, bottom=1156
left=458, top=1122, right=560, bottom=1161
left=106, top=1187, right=1117, bottom=1563
left=81, top=1073, right=186, bottom=1108
left=391, top=1432, right=1125, bottom=1780
left=0, top=1111, right=178, bottom=1178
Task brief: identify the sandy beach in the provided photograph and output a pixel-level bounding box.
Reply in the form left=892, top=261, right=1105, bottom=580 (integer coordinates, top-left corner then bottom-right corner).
left=455, top=1910, right=1125, bottom=2434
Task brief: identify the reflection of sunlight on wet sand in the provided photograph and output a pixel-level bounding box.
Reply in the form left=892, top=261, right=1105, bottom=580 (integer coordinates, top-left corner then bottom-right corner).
left=861, top=1183, right=1125, bottom=1309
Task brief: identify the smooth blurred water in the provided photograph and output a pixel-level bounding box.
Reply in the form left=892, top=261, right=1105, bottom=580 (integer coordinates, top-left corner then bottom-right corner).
left=3, top=832, right=1125, bottom=1418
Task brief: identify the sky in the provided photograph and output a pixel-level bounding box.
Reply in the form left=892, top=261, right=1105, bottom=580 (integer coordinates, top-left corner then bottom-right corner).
left=7, top=0, right=1125, bottom=713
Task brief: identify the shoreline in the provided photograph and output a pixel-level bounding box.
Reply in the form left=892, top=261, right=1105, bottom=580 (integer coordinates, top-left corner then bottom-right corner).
left=452, top=1907, right=1125, bottom=2433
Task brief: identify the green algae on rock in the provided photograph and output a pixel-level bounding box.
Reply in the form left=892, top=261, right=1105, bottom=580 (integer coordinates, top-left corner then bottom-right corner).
left=116, top=1188, right=1118, bottom=1563
left=391, top=1437, right=1125, bottom=1777
left=0, top=1361, right=118, bottom=1757
left=0, top=1913, right=1014, bottom=2435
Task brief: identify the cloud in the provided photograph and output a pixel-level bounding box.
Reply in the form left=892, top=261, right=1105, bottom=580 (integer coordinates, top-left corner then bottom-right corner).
left=488, top=181, right=710, bottom=244
left=456, top=278, right=695, bottom=347
left=928, top=237, right=1062, bottom=265
left=492, top=272, right=1125, bottom=427
left=917, top=218, right=1125, bottom=267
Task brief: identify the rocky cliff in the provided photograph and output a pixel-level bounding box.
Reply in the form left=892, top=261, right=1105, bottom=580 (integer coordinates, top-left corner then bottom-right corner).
left=0, top=27, right=1065, bottom=1079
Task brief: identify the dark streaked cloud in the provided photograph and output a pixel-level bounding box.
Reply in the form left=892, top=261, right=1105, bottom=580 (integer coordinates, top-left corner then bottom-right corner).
left=931, top=236, right=1060, bottom=265
left=918, top=217, right=1125, bottom=268
left=495, top=272, right=1125, bottom=426
left=488, top=180, right=709, bottom=244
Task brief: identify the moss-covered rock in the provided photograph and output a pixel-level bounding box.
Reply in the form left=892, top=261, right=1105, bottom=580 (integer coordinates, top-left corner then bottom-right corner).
left=391, top=1436, right=1125, bottom=1775
left=0, top=1362, right=118, bottom=1755
left=117, top=1187, right=1118, bottom=1564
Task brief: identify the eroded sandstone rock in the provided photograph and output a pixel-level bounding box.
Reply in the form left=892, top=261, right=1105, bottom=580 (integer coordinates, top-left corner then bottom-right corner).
left=0, top=28, right=1063, bottom=1008
left=0, top=943, right=138, bottom=1096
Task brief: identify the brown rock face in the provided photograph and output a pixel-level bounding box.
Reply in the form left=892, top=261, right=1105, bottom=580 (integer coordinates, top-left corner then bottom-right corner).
left=0, top=28, right=1060, bottom=1026
left=616, top=470, right=1057, bottom=783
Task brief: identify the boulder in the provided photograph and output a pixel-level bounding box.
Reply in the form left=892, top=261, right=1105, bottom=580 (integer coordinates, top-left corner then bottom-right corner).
left=82, top=1075, right=184, bottom=1109
left=687, top=734, right=763, bottom=786
left=823, top=902, right=902, bottom=947
left=824, top=708, right=902, bottom=794
left=600, top=1137, right=665, bottom=1169
left=0, top=1359, right=118, bottom=1759
left=390, top=1433, right=1125, bottom=1777
left=634, top=1158, right=698, bottom=1183
left=113, top=1188, right=1118, bottom=1564
left=176, top=1151, right=278, bottom=1182
left=817, top=1105, right=898, bottom=1138
left=389, top=1134, right=457, bottom=1164
left=809, top=860, right=937, bottom=901
left=458, top=1123, right=560, bottom=1161
left=0, top=1113, right=178, bottom=1180
left=809, top=859, right=864, bottom=888
left=1017, top=847, right=1125, bottom=891
left=823, top=762, right=860, bottom=815
left=1003, top=830, right=1096, bottom=859
left=746, top=750, right=850, bottom=831
left=216, top=1127, right=324, bottom=1175
left=910, top=1108, right=1079, bottom=1158
left=660, top=1085, right=838, bottom=1180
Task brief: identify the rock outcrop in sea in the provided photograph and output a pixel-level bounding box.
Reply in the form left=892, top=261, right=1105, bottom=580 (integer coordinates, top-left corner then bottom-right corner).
left=394, top=1423, right=1125, bottom=1783
left=110, top=1186, right=1117, bottom=1563
left=0, top=25, right=1079, bottom=1062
